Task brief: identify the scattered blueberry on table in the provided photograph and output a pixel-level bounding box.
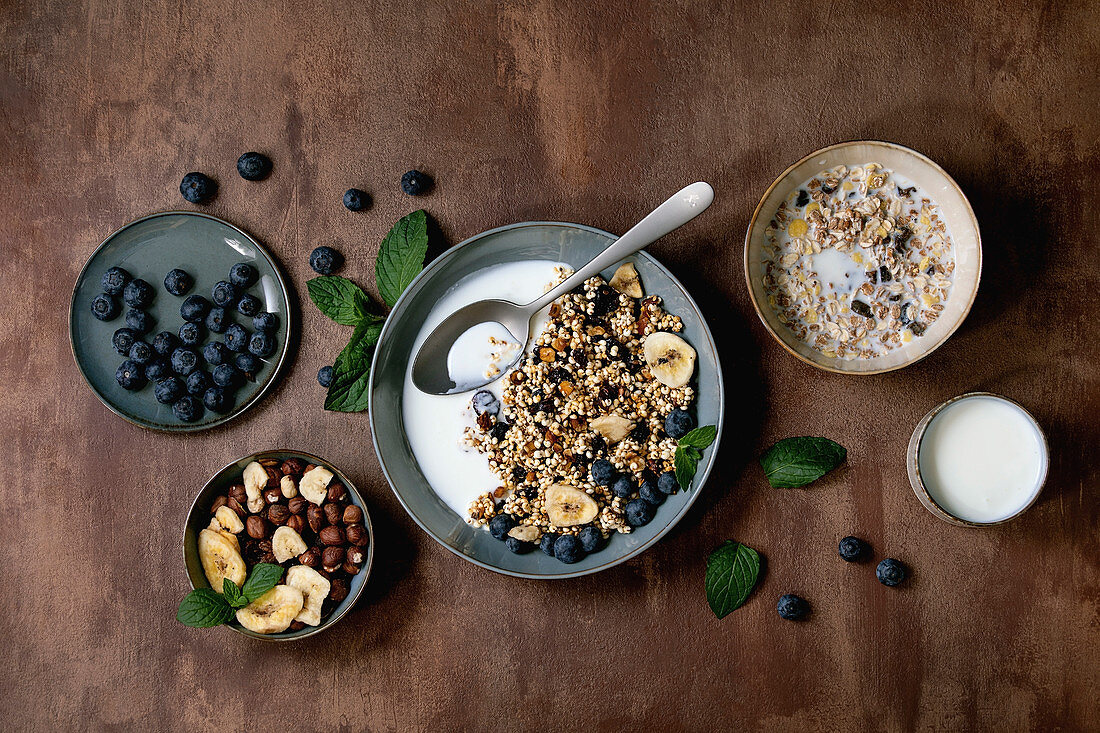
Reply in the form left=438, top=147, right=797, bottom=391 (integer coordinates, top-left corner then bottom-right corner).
left=236, top=152, right=272, bottom=181
left=400, top=169, right=431, bottom=195
left=838, top=536, right=870, bottom=562
left=317, top=365, right=334, bottom=388
left=342, top=188, right=369, bottom=211
left=179, top=172, right=216, bottom=204
left=876, top=558, right=908, bottom=587
left=777, top=594, right=810, bottom=621
left=309, top=245, right=343, bottom=275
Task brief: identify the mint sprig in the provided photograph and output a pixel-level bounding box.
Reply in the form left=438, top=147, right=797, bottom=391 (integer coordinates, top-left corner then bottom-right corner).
left=673, top=425, right=718, bottom=489
left=759, top=436, right=846, bottom=488
left=376, top=209, right=429, bottom=308
left=307, top=276, right=378, bottom=326
left=705, top=541, right=762, bottom=619
left=176, top=563, right=285, bottom=629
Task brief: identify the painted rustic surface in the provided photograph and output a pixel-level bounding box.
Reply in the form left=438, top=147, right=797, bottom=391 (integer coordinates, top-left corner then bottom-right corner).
left=1, top=0, right=1097, bottom=730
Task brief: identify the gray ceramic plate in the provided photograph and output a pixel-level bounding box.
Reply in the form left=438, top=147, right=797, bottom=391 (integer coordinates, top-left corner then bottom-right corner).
left=183, top=450, right=374, bottom=641
left=369, top=222, right=724, bottom=579
left=70, top=211, right=292, bottom=431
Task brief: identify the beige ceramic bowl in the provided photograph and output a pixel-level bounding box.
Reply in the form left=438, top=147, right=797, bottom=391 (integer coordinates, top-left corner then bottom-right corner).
left=744, top=141, right=982, bottom=374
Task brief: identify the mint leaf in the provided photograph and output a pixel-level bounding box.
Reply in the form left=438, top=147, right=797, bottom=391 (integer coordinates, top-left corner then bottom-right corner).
left=760, top=436, right=846, bottom=488
left=307, top=276, right=377, bottom=326
left=324, top=321, right=382, bottom=413
left=241, top=563, right=285, bottom=604
left=705, top=541, right=762, bottom=619
left=176, top=588, right=234, bottom=628
left=673, top=424, right=718, bottom=489
left=679, top=425, right=717, bottom=450
left=376, top=209, right=428, bottom=308
left=222, top=578, right=246, bottom=608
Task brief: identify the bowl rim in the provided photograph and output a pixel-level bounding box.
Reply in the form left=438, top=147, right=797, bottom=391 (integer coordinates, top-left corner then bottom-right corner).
left=68, top=210, right=294, bottom=432
left=368, top=220, right=725, bottom=579
left=742, top=139, right=983, bottom=375
left=182, top=448, right=374, bottom=641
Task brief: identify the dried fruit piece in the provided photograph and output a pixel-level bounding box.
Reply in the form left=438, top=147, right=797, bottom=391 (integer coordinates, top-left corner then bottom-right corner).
left=609, top=262, right=643, bottom=298
left=589, top=414, right=635, bottom=444
left=543, top=484, right=599, bottom=527
left=642, top=332, right=696, bottom=388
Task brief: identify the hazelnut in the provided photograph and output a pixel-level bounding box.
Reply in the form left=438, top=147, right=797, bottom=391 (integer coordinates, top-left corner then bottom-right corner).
left=345, top=523, right=369, bottom=546
left=298, top=547, right=321, bottom=567
left=263, top=487, right=282, bottom=504
left=347, top=546, right=366, bottom=565
left=321, top=546, right=345, bottom=566
left=280, top=457, right=306, bottom=476
left=259, top=552, right=278, bottom=565
left=318, top=568, right=334, bottom=580
left=288, top=496, right=308, bottom=515
left=329, top=578, right=349, bottom=603
left=319, top=526, right=345, bottom=546
left=264, top=465, right=281, bottom=488
left=326, top=482, right=347, bottom=503
left=304, top=463, right=316, bottom=473
left=289, top=620, right=306, bottom=631
left=267, top=504, right=290, bottom=526
left=307, top=504, right=325, bottom=533
left=342, top=505, right=363, bottom=524
left=245, top=515, right=269, bottom=539
left=342, top=561, right=360, bottom=575
left=210, top=495, right=228, bottom=513
left=226, top=496, right=247, bottom=518
left=228, top=484, right=247, bottom=503
left=259, top=457, right=280, bottom=468
left=286, top=514, right=306, bottom=535
left=257, top=539, right=272, bottom=553
left=322, top=564, right=340, bottom=574
left=323, top=503, right=343, bottom=526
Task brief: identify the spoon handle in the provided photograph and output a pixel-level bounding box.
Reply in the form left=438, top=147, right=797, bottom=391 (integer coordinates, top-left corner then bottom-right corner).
left=524, top=182, right=715, bottom=313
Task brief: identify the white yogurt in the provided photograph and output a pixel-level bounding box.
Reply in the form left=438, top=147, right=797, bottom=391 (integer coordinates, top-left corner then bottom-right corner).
left=917, top=395, right=1047, bottom=523
left=402, top=260, right=567, bottom=519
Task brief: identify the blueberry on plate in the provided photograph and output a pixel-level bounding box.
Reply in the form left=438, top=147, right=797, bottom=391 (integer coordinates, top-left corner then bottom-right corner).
left=185, top=369, right=211, bottom=396
left=202, top=342, right=228, bottom=365
left=128, top=341, right=154, bottom=365
left=236, top=293, right=261, bottom=317
left=125, top=308, right=154, bottom=334
left=610, top=474, right=635, bottom=499
left=224, top=323, right=249, bottom=352
left=236, top=152, right=272, bottom=181
left=172, top=395, right=203, bottom=422
left=342, top=188, right=368, bottom=212
left=203, top=386, right=233, bottom=413
left=317, top=365, right=334, bottom=388
left=205, top=306, right=228, bottom=333
left=553, top=534, right=585, bottom=564
left=163, top=268, right=193, bottom=296
left=657, top=471, right=678, bottom=495
left=151, top=330, right=178, bottom=356
left=777, top=594, right=811, bottom=621
left=590, top=459, right=616, bottom=486
left=400, top=169, right=431, bottom=196
left=123, top=279, right=154, bottom=308
left=578, top=526, right=603, bottom=553
left=115, top=360, right=147, bottom=390
left=229, top=262, right=259, bottom=288
left=179, top=172, right=216, bottom=204
left=252, top=312, right=278, bottom=333
left=144, top=358, right=171, bottom=380
left=153, top=376, right=184, bottom=404
left=235, top=352, right=259, bottom=380
left=178, top=321, right=203, bottom=346
left=639, top=480, right=665, bottom=505
left=180, top=295, right=210, bottom=323
left=111, top=328, right=138, bottom=356
left=170, top=347, right=199, bottom=376
left=101, top=266, right=132, bottom=296
left=664, top=409, right=694, bottom=439
left=488, top=513, right=515, bottom=540
left=248, top=331, right=275, bottom=357
left=838, top=536, right=870, bottom=562
left=624, top=498, right=655, bottom=527
left=471, top=390, right=499, bottom=416
left=506, top=537, right=532, bottom=554
left=877, top=558, right=908, bottom=587
left=212, top=363, right=242, bottom=389
left=210, top=280, right=238, bottom=308
left=309, top=246, right=343, bottom=275
left=539, top=532, right=559, bottom=557
left=90, top=293, right=119, bottom=321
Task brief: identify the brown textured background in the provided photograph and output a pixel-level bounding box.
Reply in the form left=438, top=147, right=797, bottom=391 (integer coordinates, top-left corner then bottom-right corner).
left=1, top=0, right=1098, bottom=730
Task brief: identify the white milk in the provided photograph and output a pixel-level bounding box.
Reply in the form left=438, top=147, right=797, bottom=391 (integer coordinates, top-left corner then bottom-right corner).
left=446, top=321, right=521, bottom=392
left=401, top=260, right=566, bottom=519
left=918, top=395, right=1047, bottom=523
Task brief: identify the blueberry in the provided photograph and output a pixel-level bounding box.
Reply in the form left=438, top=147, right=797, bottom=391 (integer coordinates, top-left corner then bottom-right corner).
left=317, top=365, right=334, bottom=388
left=236, top=152, right=272, bottom=181
left=179, top=172, right=216, bottom=204
left=180, top=295, right=210, bottom=323
left=203, top=386, right=233, bottom=413
left=248, top=331, right=275, bottom=357
left=170, top=347, right=199, bottom=376
left=111, top=328, right=138, bottom=355
left=211, top=280, right=238, bottom=308
left=163, top=268, right=192, bottom=296
left=342, top=188, right=369, bottom=211
left=657, top=471, right=679, bottom=495
left=115, top=360, right=146, bottom=390
left=664, top=409, right=694, bottom=439
left=838, top=536, right=870, bottom=562
left=236, top=293, right=261, bottom=317
left=172, top=395, right=203, bottom=422
left=590, top=459, right=616, bottom=486
left=578, top=526, right=603, bottom=553
left=506, top=537, right=532, bottom=554
left=125, top=308, right=153, bottom=334
left=205, top=306, right=228, bottom=333
left=487, top=513, right=515, bottom=540
left=153, top=376, right=184, bottom=404
left=553, top=534, right=585, bottom=564
left=472, top=390, right=499, bottom=416
left=91, top=293, right=119, bottom=321
left=610, top=475, right=635, bottom=499
left=144, top=358, right=171, bottom=380
left=123, top=279, right=154, bottom=308
left=229, top=262, right=259, bottom=288
left=639, top=480, right=665, bottom=505
left=185, top=369, right=211, bottom=396
left=224, top=323, right=249, bottom=352
left=400, top=169, right=431, bottom=196
left=128, top=341, right=154, bottom=365
left=235, top=352, right=259, bottom=380
left=151, top=330, right=178, bottom=356
left=309, top=246, right=343, bottom=275
left=178, top=321, right=203, bottom=346
left=252, top=312, right=278, bottom=332
left=777, top=594, right=810, bottom=621
left=876, top=558, right=908, bottom=587
left=212, top=363, right=242, bottom=388
left=202, top=342, right=228, bottom=365
left=539, top=533, right=559, bottom=557
left=101, top=267, right=131, bottom=295
left=624, top=498, right=655, bottom=527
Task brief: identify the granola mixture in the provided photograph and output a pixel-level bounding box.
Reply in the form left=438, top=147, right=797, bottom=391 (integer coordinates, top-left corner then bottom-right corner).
left=762, top=163, right=955, bottom=359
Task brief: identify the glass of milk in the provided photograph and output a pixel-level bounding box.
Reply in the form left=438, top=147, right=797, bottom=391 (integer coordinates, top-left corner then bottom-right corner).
left=907, top=393, right=1049, bottom=526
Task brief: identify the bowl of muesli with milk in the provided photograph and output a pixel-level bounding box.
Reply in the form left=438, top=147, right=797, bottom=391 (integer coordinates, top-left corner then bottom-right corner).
left=745, top=141, right=981, bottom=373
left=369, top=221, right=723, bottom=578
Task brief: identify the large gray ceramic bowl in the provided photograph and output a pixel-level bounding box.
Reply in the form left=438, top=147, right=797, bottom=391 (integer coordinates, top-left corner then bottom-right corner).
left=369, top=222, right=724, bottom=579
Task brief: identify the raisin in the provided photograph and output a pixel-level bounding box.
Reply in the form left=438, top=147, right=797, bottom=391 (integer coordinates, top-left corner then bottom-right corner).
left=795, top=189, right=809, bottom=207
left=511, top=465, right=527, bottom=482
left=570, top=348, right=587, bottom=367
left=598, top=384, right=618, bottom=404
left=820, top=183, right=836, bottom=195
left=865, top=269, right=878, bottom=284
left=851, top=300, right=873, bottom=318
left=537, top=396, right=555, bottom=413
left=926, top=265, right=935, bottom=276
left=516, top=486, right=537, bottom=500
left=590, top=436, right=607, bottom=454
left=899, top=303, right=911, bottom=325
left=897, top=185, right=917, bottom=197
left=910, top=322, right=926, bottom=336
left=630, top=424, right=649, bottom=442
left=476, top=412, right=493, bottom=431
left=879, top=265, right=892, bottom=282
left=547, top=367, right=570, bottom=383
left=604, top=338, right=624, bottom=360
left=893, top=227, right=911, bottom=249
left=592, top=286, right=619, bottom=316
left=490, top=422, right=510, bottom=441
